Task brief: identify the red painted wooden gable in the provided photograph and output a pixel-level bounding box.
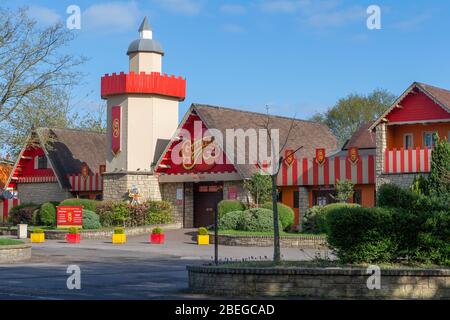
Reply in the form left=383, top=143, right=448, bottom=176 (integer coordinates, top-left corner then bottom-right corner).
left=387, top=90, right=450, bottom=123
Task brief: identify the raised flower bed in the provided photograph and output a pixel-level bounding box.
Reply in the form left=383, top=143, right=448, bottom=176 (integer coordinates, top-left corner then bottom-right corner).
left=150, top=227, right=165, bottom=244
left=0, top=239, right=31, bottom=263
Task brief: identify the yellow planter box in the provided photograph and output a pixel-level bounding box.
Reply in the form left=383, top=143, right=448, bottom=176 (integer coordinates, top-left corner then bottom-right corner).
left=30, top=233, right=45, bottom=243
left=112, top=234, right=126, bottom=244
left=197, top=234, right=209, bottom=245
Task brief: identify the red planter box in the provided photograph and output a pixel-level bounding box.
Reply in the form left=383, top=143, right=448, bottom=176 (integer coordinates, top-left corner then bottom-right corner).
left=150, top=233, right=165, bottom=244
left=66, top=234, right=81, bottom=244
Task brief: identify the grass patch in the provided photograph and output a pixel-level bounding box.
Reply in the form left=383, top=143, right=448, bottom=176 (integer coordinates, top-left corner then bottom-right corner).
left=214, top=260, right=449, bottom=270
left=0, top=239, right=25, bottom=246
left=217, top=230, right=325, bottom=237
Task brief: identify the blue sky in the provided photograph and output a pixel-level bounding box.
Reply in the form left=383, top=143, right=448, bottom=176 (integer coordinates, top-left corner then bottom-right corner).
left=4, top=0, right=450, bottom=120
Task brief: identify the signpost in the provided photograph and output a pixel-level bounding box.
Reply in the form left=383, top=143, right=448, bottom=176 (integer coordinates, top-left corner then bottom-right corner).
left=57, top=206, right=83, bottom=228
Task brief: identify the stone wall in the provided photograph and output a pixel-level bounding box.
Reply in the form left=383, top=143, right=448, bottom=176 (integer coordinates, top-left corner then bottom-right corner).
left=103, top=172, right=162, bottom=201
left=0, top=244, right=31, bottom=263
left=298, top=186, right=309, bottom=231
left=375, top=122, right=387, bottom=190
left=223, top=181, right=251, bottom=204
left=210, top=234, right=326, bottom=249
left=160, top=182, right=194, bottom=228
left=17, top=182, right=72, bottom=204
left=377, top=173, right=427, bottom=189
left=187, top=266, right=450, bottom=299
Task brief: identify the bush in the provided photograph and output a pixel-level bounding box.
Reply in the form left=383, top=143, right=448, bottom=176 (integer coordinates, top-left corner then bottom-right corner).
left=60, top=199, right=99, bottom=212
left=198, top=227, right=208, bottom=235
left=218, top=210, right=243, bottom=230
left=218, top=200, right=245, bottom=219
left=114, top=227, right=125, bottom=234
left=146, top=201, right=173, bottom=225
left=303, top=203, right=360, bottom=234
left=262, top=202, right=294, bottom=230
left=239, top=208, right=281, bottom=232
left=8, top=203, right=39, bottom=225
left=33, top=228, right=44, bottom=234
left=96, top=201, right=129, bottom=227
left=39, top=202, right=56, bottom=226
left=152, top=227, right=163, bottom=234
left=82, top=209, right=101, bottom=230
left=68, top=227, right=79, bottom=234
left=326, top=206, right=397, bottom=263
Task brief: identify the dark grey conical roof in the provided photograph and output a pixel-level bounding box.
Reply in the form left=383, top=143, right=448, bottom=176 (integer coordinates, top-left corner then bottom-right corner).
left=127, top=17, right=164, bottom=56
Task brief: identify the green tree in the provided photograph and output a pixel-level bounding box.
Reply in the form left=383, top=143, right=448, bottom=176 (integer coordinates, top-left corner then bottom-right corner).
left=427, top=134, right=450, bottom=197
left=243, top=173, right=272, bottom=207
left=332, top=179, right=354, bottom=203
left=311, top=89, right=395, bottom=147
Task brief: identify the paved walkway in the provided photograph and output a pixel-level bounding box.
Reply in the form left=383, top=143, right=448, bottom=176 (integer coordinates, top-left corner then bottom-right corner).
left=0, top=229, right=330, bottom=299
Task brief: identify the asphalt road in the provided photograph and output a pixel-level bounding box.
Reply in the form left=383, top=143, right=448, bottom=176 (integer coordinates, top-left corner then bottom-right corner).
left=0, top=229, right=328, bottom=300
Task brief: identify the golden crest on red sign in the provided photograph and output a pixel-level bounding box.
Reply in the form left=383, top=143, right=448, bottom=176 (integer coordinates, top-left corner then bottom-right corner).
left=315, top=148, right=326, bottom=165
left=284, top=149, right=295, bottom=166
left=81, top=163, right=89, bottom=179
left=348, top=147, right=359, bottom=164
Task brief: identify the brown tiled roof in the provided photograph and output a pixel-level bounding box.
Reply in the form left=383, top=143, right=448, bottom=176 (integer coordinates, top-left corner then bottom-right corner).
left=417, top=82, right=450, bottom=112
left=342, top=121, right=376, bottom=150
left=36, top=128, right=106, bottom=188
left=192, top=104, right=338, bottom=178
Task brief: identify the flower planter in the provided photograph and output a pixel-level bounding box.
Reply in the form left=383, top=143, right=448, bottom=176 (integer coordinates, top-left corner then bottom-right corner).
left=151, top=233, right=165, bottom=244
left=30, top=233, right=45, bottom=243
left=112, top=234, right=126, bottom=244
left=198, top=235, right=209, bottom=245
left=66, top=234, right=81, bottom=244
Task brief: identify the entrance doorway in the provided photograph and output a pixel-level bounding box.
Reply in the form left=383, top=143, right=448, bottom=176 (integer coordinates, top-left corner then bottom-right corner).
left=193, top=182, right=223, bottom=228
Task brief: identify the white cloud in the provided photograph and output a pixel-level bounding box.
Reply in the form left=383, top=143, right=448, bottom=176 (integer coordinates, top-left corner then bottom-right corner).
left=393, top=13, right=431, bottom=31
left=260, top=0, right=310, bottom=14
left=153, top=0, right=205, bottom=16
left=305, top=6, right=365, bottom=28
left=220, top=4, right=247, bottom=15
left=222, top=23, right=245, bottom=33
left=28, top=5, right=62, bottom=26
left=83, top=2, right=140, bottom=33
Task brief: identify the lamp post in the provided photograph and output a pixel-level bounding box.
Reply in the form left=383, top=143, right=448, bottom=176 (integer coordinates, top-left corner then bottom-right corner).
left=214, top=204, right=219, bottom=265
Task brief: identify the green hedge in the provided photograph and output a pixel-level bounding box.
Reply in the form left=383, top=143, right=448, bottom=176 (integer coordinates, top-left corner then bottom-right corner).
left=8, top=203, right=39, bottom=225
left=218, top=200, right=245, bottom=220
left=60, top=199, right=99, bottom=212
left=303, top=203, right=360, bottom=234
left=39, top=202, right=57, bottom=226
left=219, top=208, right=281, bottom=232
left=82, top=209, right=102, bottom=229
left=218, top=210, right=243, bottom=230
left=262, top=202, right=294, bottom=230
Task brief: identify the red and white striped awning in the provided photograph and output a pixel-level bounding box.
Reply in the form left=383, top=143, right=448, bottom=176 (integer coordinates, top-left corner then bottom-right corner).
left=384, top=148, right=431, bottom=174
left=277, top=155, right=375, bottom=186
left=67, top=174, right=103, bottom=192
left=17, top=176, right=58, bottom=183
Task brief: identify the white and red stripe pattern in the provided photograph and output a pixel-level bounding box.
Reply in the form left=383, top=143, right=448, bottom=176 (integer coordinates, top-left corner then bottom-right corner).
left=17, top=176, right=58, bottom=183
left=384, top=147, right=432, bottom=174
left=2, top=198, right=19, bottom=222
left=67, top=174, right=104, bottom=192
left=277, top=155, right=375, bottom=186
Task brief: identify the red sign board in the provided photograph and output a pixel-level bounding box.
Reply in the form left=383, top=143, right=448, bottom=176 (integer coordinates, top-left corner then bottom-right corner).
left=315, top=148, right=326, bottom=165
left=111, top=106, right=121, bottom=155
left=348, top=147, right=359, bottom=164
left=57, top=206, right=83, bottom=228
left=228, top=186, right=237, bottom=200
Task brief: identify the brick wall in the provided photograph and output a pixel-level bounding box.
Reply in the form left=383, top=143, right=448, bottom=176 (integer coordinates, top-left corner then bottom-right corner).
left=103, top=172, right=162, bottom=201
left=160, top=182, right=194, bottom=228
left=17, top=182, right=72, bottom=204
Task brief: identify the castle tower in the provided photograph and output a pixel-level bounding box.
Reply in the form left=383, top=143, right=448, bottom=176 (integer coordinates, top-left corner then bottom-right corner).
left=101, top=17, right=186, bottom=201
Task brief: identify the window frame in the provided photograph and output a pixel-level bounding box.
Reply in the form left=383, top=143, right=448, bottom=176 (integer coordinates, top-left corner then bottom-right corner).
left=37, top=155, right=48, bottom=170
left=403, top=133, right=413, bottom=149
left=423, top=131, right=436, bottom=148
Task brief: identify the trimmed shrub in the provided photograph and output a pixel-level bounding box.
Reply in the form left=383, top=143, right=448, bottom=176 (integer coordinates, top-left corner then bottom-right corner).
left=82, top=209, right=101, bottom=230
left=60, top=199, right=98, bottom=212
left=218, top=210, right=243, bottom=230
left=218, top=200, right=245, bottom=219
left=114, top=227, right=125, bottom=234
left=8, top=203, right=39, bottom=225
left=33, top=228, right=44, bottom=234
left=39, top=202, right=57, bottom=226
left=198, top=227, right=208, bottom=235
left=262, top=202, right=294, bottom=230
left=96, top=201, right=129, bottom=227
left=152, top=227, right=163, bottom=234
left=68, top=227, right=79, bottom=234
left=326, top=206, right=397, bottom=263
left=146, top=201, right=173, bottom=225
left=239, top=208, right=281, bottom=232
left=303, top=203, right=360, bottom=234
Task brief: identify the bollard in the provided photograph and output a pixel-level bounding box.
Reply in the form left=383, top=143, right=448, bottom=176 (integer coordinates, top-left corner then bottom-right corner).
left=18, top=224, right=28, bottom=239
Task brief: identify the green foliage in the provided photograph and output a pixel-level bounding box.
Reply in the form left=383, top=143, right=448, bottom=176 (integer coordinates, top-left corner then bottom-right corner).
left=262, top=202, right=294, bottom=230
left=428, top=134, right=450, bottom=197
left=114, top=227, right=125, bottom=234
left=68, top=227, right=79, bottom=234
left=243, top=173, right=272, bottom=206
left=152, top=227, right=163, bottom=235
left=0, top=239, right=24, bottom=245
left=218, top=210, right=243, bottom=230
left=82, top=209, right=101, bottom=230
left=33, top=228, right=44, bottom=234
left=311, top=89, right=395, bottom=147
left=410, top=175, right=429, bottom=195
left=303, top=203, right=360, bottom=234
left=218, top=200, right=245, bottom=220
left=333, top=179, right=354, bottom=203
left=198, top=227, right=209, bottom=235
left=60, top=199, right=99, bottom=212
left=146, top=201, right=172, bottom=225
left=39, top=202, right=56, bottom=226
left=96, top=201, right=129, bottom=227
left=8, top=203, right=39, bottom=225
left=239, top=208, right=280, bottom=232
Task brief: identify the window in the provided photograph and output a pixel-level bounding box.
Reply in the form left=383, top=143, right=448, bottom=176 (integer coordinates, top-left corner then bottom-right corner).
left=423, top=132, right=436, bottom=148
left=293, top=191, right=299, bottom=209
left=277, top=190, right=282, bottom=202
left=354, top=190, right=362, bottom=205
left=312, top=190, right=335, bottom=206
left=37, top=156, right=47, bottom=169
left=404, top=134, right=413, bottom=149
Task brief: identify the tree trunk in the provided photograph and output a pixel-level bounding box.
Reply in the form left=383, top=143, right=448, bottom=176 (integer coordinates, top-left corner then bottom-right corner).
left=271, top=174, right=281, bottom=264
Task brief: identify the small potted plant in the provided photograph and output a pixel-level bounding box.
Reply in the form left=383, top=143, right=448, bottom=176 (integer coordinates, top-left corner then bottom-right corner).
left=197, top=227, right=209, bottom=245
left=66, top=227, right=81, bottom=244
left=30, top=228, right=45, bottom=243
left=150, top=227, right=165, bottom=244
left=112, top=227, right=126, bottom=244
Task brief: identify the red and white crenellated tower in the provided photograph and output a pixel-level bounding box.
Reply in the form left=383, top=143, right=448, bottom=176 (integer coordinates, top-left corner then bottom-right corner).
left=101, top=17, right=186, bottom=200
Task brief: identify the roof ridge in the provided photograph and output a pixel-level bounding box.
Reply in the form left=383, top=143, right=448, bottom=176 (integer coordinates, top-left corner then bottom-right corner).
left=36, top=126, right=106, bottom=135
left=416, top=81, right=450, bottom=94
